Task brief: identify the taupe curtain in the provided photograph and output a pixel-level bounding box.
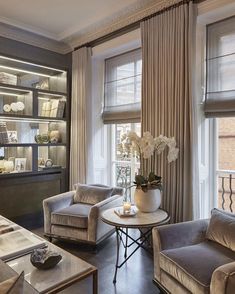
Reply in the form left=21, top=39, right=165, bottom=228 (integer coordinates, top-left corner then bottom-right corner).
left=141, top=1, right=195, bottom=222
left=70, top=47, right=92, bottom=188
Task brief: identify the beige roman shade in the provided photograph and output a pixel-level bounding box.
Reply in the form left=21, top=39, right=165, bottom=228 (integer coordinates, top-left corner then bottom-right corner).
left=102, top=48, right=141, bottom=124
left=205, top=16, right=235, bottom=117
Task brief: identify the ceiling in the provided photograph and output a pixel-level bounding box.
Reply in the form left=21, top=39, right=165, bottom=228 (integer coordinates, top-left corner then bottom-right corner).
left=0, top=0, right=153, bottom=42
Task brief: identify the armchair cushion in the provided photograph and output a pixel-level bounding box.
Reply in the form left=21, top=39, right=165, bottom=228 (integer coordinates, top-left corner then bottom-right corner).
left=206, top=208, right=235, bottom=251
left=160, top=241, right=235, bottom=294
left=74, top=184, right=113, bottom=205
left=51, top=203, right=92, bottom=229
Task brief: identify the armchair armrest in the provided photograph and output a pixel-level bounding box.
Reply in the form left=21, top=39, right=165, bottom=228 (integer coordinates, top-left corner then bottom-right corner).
left=211, top=262, right=235, bottom=294
left=152, top=219, right=209, bottom=281
left=43, top=191, right=75, bottom=234
left=88, top=195, right=123, bottom=242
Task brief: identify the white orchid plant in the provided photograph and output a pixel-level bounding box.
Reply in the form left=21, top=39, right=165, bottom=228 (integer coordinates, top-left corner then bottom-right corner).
left=117, top=131, right=179, bottom=191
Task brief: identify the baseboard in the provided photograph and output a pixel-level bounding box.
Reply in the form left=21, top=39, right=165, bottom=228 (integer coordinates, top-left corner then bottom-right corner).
left=153, top=278, right=169, bottom=294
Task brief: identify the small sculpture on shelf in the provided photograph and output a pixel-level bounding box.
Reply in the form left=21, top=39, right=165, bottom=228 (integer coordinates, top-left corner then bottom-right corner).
left=35, top=134, right=50, bottom=144
left=35, top=130, right=61, bottom=144
left=49, top=130, right=61, bottom=143
left=30, top=248, right=62, bottom=270
left=3, top=102, right=25, bottom=113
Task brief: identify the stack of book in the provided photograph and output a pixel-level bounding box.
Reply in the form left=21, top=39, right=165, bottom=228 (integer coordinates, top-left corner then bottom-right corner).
left=40, top=99, right=65, bottom=118
left=0, top=122, right=9, bottom=144
left=0, top=72, right=17, bottom=85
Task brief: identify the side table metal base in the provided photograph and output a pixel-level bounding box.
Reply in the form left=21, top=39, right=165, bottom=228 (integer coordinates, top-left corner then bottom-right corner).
left=113, top=226, right=152, bottom=283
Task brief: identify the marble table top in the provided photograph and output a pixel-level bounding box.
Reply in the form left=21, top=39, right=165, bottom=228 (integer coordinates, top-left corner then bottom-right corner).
left=101, top=206, right=170, bottom=228
left=7, top=242, right=96, bottom=293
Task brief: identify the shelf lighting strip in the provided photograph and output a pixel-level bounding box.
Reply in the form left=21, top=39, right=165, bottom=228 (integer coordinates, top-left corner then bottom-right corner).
left=38, top=92, right=65, bottom=97
left=0, top=92, right=19, bottom=97
left=0, top=117, right=65, bottom=124
left=0, top=55, right=66, bottom=74
left=0, top=65, right=52, bottom=78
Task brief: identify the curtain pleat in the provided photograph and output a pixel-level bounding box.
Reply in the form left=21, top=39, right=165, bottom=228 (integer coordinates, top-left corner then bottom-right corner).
left=141, top=2, right=195, bottom=222
left=70, top=47, right=92, bottom=188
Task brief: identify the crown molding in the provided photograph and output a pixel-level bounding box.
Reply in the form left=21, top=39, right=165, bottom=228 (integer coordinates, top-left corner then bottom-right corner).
left=64, top=0, right=182, bottom=49
left=0, top=0, right=190, bottom=53
left=197, top=0, right=235, bottom=15
left=0, top=22, right=72, bottom=54
left=0, top=16, right=59, bottom=40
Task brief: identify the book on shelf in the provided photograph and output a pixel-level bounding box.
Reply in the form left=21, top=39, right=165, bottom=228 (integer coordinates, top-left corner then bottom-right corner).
left=0, top=122, right=9, bottom=144
left=50, top=99, right=65, bottom=118
left=40, top=102, right=47, bottom=116
left=40, top=99, right=65, bottom=118
left=45, top=101, right=51, bottom=117
left=0, top=72, right=17, bottom=85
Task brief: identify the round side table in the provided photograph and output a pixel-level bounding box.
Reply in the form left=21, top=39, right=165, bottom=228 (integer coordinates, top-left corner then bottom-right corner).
left=101, top=207, right=170, bottom=283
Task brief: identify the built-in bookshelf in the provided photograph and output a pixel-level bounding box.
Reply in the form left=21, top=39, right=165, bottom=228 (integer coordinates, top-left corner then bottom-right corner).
left=0, top=54, right=68, bottom=176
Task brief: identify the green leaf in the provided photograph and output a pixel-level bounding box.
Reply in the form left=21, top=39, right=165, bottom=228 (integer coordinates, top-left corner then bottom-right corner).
left=135, top=175, right=147, bottom=186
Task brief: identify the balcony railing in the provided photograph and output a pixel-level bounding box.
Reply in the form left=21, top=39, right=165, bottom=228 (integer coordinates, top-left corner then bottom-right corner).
left=217, top=170, right=235, bottom=212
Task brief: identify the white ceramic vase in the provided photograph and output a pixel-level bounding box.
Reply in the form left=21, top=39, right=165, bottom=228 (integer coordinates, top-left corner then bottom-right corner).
left=134, top=188, right=161, bottom=213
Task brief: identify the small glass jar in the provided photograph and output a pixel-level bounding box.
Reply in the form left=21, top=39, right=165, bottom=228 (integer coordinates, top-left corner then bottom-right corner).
left=123, top=191, right=132, bottom=214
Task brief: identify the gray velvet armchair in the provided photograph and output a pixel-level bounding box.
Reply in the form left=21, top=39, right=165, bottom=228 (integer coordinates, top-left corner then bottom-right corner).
left=43, top=184, right=123, bottom=245
left=153, top=208, right=235, bottom=294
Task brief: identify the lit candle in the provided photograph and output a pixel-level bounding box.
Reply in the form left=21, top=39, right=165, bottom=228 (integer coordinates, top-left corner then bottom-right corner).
left=123, top=202, right=131, bottom=214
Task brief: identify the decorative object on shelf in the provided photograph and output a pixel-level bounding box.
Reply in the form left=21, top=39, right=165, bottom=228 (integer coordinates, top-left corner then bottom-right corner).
left=3, top=161, right=14, bottom=173
left=0, top=72, right=17, bottom=85
left=35, top=134, right=49, bottom=144
left=34, top=78, right=49, bottom=90
left=38, top=158, right=45, bottom=166
left=119, top=131, right=179, bottom=212
left=16, top=101, right=25, bottom=111
left=0, top=122, right=9, bottom=144
left=15, top=158, right=27, bottom=172
left=0, top=160, right=6, bottom=173
left=30, top=248, right=62, bottom=270
left=7, top=131, right=18, bottom=143
left=3, top=104, right=11, bottom=113
left=10, top=102, right=18, bottom=112
left=45, top=159, right=53, bottom=168
left=3, top=102, right=25, bottom=113
left=49, top=130, right=61, bottom=143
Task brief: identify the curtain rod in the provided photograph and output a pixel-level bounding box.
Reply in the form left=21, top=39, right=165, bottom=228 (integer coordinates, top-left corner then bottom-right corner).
left=74, top=0, right=204, bottom=51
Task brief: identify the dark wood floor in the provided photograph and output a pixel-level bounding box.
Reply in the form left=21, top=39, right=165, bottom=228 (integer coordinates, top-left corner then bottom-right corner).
left=33, top=228, right=160, bottom=294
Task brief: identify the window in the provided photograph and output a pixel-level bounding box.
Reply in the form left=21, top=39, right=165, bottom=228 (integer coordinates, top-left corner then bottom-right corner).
left=103, top=48, right=142, bottom=188
left=205, top=17, right=235, bottom=212
left=217, top=117, right=235, bottom=212
left=111, top=123, right=141, bottom=188
left=103, top=49, right=142, bottom=124
left=205, top=16, right=235, bottom=117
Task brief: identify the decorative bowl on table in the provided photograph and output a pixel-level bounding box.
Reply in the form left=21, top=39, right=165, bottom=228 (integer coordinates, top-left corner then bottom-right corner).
left=30, top=248, right=62, bottom=270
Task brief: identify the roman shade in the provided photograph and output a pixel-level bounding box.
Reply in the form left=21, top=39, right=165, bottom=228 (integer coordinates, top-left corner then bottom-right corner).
left=102, top=48, right=141, bottom=124
left=205, top=16, right=235, bottom=117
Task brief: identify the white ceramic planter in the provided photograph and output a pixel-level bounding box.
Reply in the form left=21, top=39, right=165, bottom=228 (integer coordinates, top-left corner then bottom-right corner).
left=134, top=188, right=161, bottom=212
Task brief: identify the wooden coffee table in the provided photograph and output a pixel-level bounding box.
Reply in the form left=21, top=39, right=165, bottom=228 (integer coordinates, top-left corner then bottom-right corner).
left=7, top=239, right=97, bottom=294
left=101, top=206, right=169, bottom=283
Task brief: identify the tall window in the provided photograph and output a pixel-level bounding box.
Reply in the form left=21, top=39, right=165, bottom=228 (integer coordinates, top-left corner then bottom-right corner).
left=103, top=49, right=142, bottom=188
left=205, top=16, right=235, bottom=212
